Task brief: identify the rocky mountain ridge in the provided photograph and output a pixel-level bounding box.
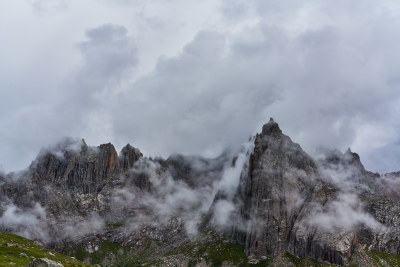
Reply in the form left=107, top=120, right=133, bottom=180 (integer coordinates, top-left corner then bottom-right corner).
left=1, top=119, right=400, bottom=266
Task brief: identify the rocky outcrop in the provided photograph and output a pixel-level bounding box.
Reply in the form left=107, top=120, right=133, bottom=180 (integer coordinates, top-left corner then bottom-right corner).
left=120, top=144, right=143, bottom=170
left=30, top=141, right=120, bottom=194
left=228, top=118, right=400, bottom=265
left=234, top=118, right=341, bottom=262
left=0, top=138, right=226, bottom=248
left=26, top=258, right=64, bottom=267
left=0, top=140, right=145, bottom=221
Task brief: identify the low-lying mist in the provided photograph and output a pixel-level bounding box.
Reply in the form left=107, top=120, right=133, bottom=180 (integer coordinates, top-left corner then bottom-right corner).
left=0, top=136, right=397, bottom=248
left=0, top=139, right=254, bottom=243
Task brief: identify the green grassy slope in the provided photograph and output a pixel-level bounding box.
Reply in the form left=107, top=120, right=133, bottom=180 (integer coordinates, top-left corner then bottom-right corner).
left=5, top=231, right=400, bottom=267
left=0, top=232, right=92, bottom=267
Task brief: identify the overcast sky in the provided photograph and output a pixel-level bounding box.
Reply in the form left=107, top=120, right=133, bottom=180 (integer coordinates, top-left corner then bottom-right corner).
left=1, top=0, right=400, bottom=173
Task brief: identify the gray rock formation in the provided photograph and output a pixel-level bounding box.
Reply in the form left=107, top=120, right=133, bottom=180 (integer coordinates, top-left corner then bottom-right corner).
left=120, top=144, right=143, bottom=170
left=224, top=118, right=400, bottom=265
left=0, top=138, right=227, bottom=249
left=26, top=258, right=64, bottom=267
left=1, top=119, right=400, bottom=266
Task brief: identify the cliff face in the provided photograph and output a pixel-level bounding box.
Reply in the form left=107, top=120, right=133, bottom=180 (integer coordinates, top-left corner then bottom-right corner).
left=0, top=140, right=145, bottom=219
left=0, top=138, right=227, bottom=246
left=229, top=118, right=400, bottom=265
left=232, top=119, right=347, bottom=264
left=32, top=142, right=119, bottom=193
left=120, top=144, right=143, bottom=171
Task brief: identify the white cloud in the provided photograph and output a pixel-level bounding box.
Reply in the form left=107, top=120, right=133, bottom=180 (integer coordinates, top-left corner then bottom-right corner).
left=0, top=202, right=50, bottom=241
left=306, top=193, right=383, bottom=232
left=1, top=0, right=400, bottom=174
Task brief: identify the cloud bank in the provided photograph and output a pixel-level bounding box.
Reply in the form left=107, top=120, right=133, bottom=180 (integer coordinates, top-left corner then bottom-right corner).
left=1, top=0, right=400, bottom=173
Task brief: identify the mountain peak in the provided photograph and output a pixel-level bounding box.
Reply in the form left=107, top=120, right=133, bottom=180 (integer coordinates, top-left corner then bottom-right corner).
left=120, top=144, right=143, bottom=170
left=261, top=117, right=282, bottom=138
left=344, top=147, right=362, bottom=164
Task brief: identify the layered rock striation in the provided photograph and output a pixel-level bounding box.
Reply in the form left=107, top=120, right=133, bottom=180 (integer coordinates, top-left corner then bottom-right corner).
left=0, top=140, right=145, bottom=216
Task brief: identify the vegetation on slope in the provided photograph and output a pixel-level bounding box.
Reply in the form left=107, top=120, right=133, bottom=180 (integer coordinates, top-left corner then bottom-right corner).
left=0, top=232, right=92, bottom=267
left=63, top=238, right=162, bottom=267
left=60, top=230, right=338, bottom=267
left=368, top=250, right=400, bottom=267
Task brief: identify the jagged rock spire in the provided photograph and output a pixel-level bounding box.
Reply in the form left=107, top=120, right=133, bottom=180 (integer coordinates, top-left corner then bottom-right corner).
left=120, top=144, right=143, bottom=170
left=261, top=117, right=282, bottom=138
left=81, top=138, right=88, bottom=153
